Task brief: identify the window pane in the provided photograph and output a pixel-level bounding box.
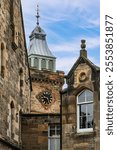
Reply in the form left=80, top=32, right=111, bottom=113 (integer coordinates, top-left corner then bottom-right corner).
left=56, top=125, right=60, bottom=135
left=50, top=125, right=55, bottom=136
left=80, top=116, right=86, bottom=129
left=79, top=103, right=93, bottom=129
left=87, top=104, right=93, bottom=116
left=50, top=125, right=55, bottom=130
left=79, top=105, right=87, bottom=129
left=78, top=91, right=85, bottom=103
left=50, top=138, right=56, bottom=150
left=56, top=138, right=60, bottom=150
left=41, top=59, right=46, bottom=69
left=78, top=90, right=93, bottom=103
left=80, top=116, right=93, bottom=129
left=50, top=130, right=55, bottom=136
left=86, top=90, right=93, bottom=102
left=49, top=60, right=53, bottom=71
left=79, top=104, right=86, bottom=116
left=49, top=124, right=60, bottom=136
left=87, top=116, right=93, bottom=128
left=34, top=58, right=38, bottom=68
left=49, top=138, right=60, bottom=150
left=86, top=104, right=93, bottom=128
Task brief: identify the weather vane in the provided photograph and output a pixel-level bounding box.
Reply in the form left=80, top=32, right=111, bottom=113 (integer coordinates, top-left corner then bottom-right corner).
left=36, top=4, right=40, bottom=26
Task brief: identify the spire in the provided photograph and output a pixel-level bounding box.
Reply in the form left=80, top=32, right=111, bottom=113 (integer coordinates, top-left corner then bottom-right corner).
left=29, top=6, right=56, bottom=59
left=36, top=5, right=40, bottom=26
left=80, top=39, right=87, bottom=58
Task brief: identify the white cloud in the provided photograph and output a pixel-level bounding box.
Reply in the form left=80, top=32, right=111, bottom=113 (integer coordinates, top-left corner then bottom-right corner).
left=50, top=36, right=100, bottom=53
left=21, top=0, right=100, bottom=74
left=21, top=0, right=99, bottom=14
left=88, top=18, right=100, bottom=27
left=21, top=0, right=100, bottom=45
left=56, top=56, right=77, bottom=74
left=21, top=0, right=99, bottom=27
left=56, top=55, right=99, bottom=74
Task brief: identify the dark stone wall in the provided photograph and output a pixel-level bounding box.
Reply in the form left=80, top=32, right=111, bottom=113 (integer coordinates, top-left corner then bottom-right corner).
left=21, top=114, right=60, bottom=150
left=0, top=142, right=13, bottom=150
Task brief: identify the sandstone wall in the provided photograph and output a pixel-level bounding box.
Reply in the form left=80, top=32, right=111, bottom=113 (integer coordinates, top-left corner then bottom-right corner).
left=0, top=0, right=31, bottom=149
left=62, top=63, right=100, bottom=150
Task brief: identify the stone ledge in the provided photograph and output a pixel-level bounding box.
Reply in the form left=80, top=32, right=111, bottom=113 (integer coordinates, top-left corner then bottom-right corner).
left=73, top=142, right=94, bottom=149
left=0, top=135, right=21, bottom=150
left=73, top=131, right=95, bottom=138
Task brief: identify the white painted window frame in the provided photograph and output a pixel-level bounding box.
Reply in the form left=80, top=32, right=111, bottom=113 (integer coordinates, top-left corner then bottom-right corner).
left=77, top=90, right=93, bottom=133
left=48, top=124, right=60, bottom=150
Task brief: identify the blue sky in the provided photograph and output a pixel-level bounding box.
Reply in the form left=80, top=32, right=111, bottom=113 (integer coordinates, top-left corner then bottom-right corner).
left=21, top=0, right=100, bottom=74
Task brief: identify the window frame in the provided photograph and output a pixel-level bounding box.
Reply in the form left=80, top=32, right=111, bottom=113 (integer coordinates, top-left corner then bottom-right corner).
left=34, top=57, right=38, bottom=68
left=77, top=89, right=93, bottom=133
left=48, top=124, right=60, bottom=150
left=41, top=59, right=46, bottom=70
left=48, top=60, right=53, bottom=71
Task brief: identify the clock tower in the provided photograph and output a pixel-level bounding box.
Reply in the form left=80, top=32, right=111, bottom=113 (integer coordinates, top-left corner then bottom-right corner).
left=21, top=5, right=64, bottom=150
left=28, top=5, right=64, bottom=113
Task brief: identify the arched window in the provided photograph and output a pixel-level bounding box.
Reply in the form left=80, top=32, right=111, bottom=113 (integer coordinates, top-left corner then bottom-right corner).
left=0, top=43, right=5, bottom=78
left=77, top=90, right=93, bottom=132
left=41, top=59, right=46, bottom=70
left=48, top=60, right=53, bottom=71
left=34, top=57, right=38, bottom=68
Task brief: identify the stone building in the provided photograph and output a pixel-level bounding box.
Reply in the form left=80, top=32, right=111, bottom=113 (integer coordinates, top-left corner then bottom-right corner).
left=0, top=0, right=31, bottom=149
left=61, top=40, right=100, bottom=150
left=0, top=1, right=100, bottom=150
left=21, top=8, right=64, bottom=150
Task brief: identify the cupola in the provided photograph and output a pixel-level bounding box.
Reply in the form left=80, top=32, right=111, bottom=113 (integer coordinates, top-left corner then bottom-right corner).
left=28, top=5, right=56, bottom=72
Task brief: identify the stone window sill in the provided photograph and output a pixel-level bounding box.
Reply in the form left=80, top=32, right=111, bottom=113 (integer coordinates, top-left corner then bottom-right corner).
left=73, top=131, right=95, bottom=138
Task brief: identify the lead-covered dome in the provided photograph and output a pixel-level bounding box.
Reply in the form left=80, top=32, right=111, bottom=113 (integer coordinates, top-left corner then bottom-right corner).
left=28, top=26, right=55, bottom=58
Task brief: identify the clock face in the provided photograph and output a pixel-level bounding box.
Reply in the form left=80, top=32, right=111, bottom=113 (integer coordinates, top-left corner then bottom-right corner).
left=40, top=91, right=52, bottom=105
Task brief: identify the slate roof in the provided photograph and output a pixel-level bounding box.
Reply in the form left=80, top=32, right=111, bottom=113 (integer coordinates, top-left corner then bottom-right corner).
left=67, top=55, right=100, bottom=78
left=28, top=26, right=55, bottom=58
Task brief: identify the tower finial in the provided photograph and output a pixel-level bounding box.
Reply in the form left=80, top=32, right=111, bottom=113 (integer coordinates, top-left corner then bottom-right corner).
left=80, top=39, right=87, bottom=58
left=81, top=39, right=86, bottom=50
left=36, top=5, right=40, bottom=26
